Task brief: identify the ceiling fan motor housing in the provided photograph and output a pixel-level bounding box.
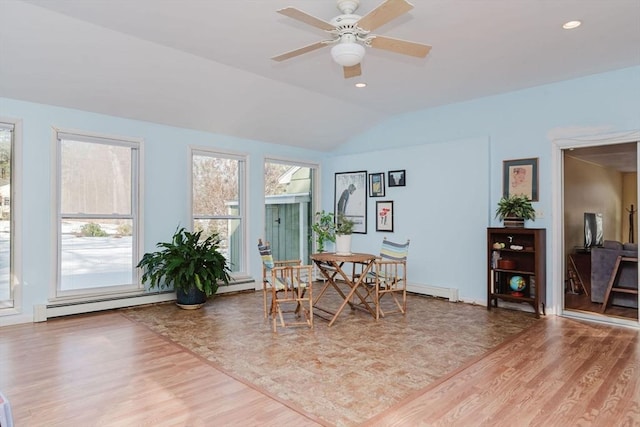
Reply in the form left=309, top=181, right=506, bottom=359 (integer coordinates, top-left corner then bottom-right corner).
left=336, top=0, right=360, bottom=15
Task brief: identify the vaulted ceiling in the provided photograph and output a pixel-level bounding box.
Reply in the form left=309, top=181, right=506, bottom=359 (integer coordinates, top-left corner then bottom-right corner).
left=1, top=0, right=639, bottom=151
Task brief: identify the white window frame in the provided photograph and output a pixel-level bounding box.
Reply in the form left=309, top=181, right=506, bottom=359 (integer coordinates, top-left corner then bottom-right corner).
left=0, top=118, right=22, bottom=316
left=189, top=147, right=249, bottom=282
left=53, top=128, right=143, bottom=302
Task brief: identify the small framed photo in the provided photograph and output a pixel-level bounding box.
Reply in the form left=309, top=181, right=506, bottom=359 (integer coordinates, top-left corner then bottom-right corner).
left=376, top=201, right=394, bottom=232
left=503, top=158, right=538, bottom=201
left=388, top=170, right=406, bottom=187
left=369, top=172, right=385, bottom=197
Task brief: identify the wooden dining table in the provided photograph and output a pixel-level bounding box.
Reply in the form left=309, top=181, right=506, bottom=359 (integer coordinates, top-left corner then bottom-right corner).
left=310, top=252, right=377, bottom=327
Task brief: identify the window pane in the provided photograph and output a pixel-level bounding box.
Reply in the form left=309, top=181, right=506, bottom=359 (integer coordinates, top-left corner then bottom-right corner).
left=60, top=139, right=131, bottom=215
left=193, top=155, right=238, bottom=216
left=58, top=133, right=138, bottom=296
left=0, top=128, right=11, bottom=303
left=60, top=219, right=133, bottom=290
left=194, top=218, right=241, bottom=273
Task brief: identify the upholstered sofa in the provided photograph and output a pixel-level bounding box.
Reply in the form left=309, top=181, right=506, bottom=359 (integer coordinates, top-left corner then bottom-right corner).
left=590, top=241, right=638, bottom=308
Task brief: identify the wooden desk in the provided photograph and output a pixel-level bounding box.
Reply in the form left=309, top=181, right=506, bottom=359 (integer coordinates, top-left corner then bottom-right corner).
left=310, top=252, right=377, bottom=327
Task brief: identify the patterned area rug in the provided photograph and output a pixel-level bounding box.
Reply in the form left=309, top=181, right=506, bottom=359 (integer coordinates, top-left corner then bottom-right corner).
left=123, top=289, right=538, bottom=426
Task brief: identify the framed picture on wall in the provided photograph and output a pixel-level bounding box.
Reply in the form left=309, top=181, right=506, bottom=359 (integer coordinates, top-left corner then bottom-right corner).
left=335, top=170, right=367, bottom=234
left=376, top=201, right=394, bottom=232
left=503, top=158, right=539, bottom=201
left=388, top=170, right=406, bottom=187
left=369, top=172, right=385, bottom=197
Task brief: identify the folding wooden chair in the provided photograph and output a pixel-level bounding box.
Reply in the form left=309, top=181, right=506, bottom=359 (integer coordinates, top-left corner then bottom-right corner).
left=357, top=238, right=410, bottom=320
left=257, top=239, right=306, bottom=321
left=269, top=263, right=314, bottom=332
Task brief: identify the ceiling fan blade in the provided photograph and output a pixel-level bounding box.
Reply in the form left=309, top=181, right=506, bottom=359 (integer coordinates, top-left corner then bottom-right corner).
left=356, top=0, right=414, bottom=32
left=343, top=63, right=362, bottom=79
left=277, top=7, right=336, bottom=31
left=271, top=41, right=329, bottom=62
left=370, top=35, right=431, bottom=57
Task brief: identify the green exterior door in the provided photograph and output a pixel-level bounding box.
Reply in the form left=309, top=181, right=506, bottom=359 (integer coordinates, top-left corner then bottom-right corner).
left=265, top=203, right=300, bottom=261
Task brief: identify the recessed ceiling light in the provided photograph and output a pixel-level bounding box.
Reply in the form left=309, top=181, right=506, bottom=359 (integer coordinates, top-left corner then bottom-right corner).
left=563, top=20, right=582, bottom=30
left=355, top=82, right=367, bottom=88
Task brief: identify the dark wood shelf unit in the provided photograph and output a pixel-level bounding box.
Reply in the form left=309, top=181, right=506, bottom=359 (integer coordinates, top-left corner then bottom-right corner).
left=487, top=227, right=546, bottom=318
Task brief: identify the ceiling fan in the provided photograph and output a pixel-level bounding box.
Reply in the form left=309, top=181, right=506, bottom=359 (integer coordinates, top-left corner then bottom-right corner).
left=271, top=0, right=432, bottom=79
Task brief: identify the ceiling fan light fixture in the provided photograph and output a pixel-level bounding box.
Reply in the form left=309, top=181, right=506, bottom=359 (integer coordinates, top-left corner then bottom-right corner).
left=330, top=41, right=365, bottom=67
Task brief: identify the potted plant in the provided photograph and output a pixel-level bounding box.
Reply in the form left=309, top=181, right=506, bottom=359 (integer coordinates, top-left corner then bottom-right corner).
left=335, top=214, right=355, bottom=255
left=312, top=210, right=336, bottom=252
left=136, top=227, right=232, bottom=309
left=495, top=194, right=536, bottom=228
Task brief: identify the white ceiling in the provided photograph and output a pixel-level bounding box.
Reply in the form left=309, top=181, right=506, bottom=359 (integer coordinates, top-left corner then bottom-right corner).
left=1, top=0, right=639, bottom=151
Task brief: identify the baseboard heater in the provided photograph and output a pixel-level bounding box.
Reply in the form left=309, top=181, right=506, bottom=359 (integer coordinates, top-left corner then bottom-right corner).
left=34, top=281, right=256, bottom=322
left=408, top=283, right=459, bottom=302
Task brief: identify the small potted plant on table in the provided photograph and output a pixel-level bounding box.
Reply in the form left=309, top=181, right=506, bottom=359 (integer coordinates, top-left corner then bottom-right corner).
left=335, top=215, right=355, bottom=255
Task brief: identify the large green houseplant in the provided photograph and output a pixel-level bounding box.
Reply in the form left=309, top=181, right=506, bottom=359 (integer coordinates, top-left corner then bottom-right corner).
left=496, top=194, right=536, bottom=227
left=137, top=227, right=232, bottom=309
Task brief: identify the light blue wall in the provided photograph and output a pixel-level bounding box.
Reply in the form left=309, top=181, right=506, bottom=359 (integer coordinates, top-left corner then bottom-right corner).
left=324, top=137, right=490, bottom=300
left=0, top=98, right=325, bottom=324
left=321, top=65, right=640, bottom=306
left=1, top=65, right=639, bottom=323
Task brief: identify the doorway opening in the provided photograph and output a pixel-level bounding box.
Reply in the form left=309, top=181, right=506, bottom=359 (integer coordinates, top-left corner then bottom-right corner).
left=556, top=133, right=639, bottom=326
left=264, top=160, right=317, bottom=264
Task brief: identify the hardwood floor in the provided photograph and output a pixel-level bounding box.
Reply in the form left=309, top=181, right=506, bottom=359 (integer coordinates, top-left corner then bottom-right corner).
left=365, top=316, right=640, bottom=426
left=565, top=291, right=638, bottom=320
left=565, top=252, right=637, bottom=320
left=0, top=312, right=323, bottom=427
left=1, top=291, right=638, bottom=426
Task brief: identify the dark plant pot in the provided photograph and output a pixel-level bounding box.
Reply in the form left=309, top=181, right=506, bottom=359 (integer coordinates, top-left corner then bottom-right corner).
left=176, top=287, right=207, bottom=309
left=503, top=217, right=525, bottom=228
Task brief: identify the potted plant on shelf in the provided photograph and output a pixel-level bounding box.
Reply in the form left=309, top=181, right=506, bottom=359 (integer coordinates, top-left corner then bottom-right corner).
left=495, top=194, right=536, bottom=228
left=312, top=210, right=336, bottom=253
left=335, top=214, right=355, bottom=255
left=136, top=227, right=232, bottom=309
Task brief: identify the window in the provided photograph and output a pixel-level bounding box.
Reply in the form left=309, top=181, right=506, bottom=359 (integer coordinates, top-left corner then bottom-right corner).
left=56, top=131, right=141, bottom=298
left=191, top=149, right=246, bottom=278
left=0, top=122, right=15, bottom=308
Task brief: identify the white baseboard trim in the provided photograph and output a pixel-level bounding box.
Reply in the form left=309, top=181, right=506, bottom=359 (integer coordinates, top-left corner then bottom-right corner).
left=41, top=293, right=177, bottom=321
left=218, top=282, right=256, bottom=294
left=408, top=283, right=459, bottom=302
left=36, top=281, right=258, bottom=322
